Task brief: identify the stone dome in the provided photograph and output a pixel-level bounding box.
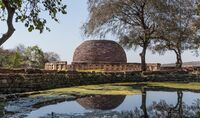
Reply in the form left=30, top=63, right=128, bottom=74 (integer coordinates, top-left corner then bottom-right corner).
left=76, top=95, right=126, bottom=110
left=73, top=40, right=127, bottom=64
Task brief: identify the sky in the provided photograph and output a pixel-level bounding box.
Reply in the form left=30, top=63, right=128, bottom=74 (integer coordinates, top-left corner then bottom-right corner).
left=1, top=0, right=200, bottom=64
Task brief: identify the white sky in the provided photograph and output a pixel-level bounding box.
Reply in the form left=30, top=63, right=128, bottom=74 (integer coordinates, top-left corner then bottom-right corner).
left=1, top=0, right=199, bottom=64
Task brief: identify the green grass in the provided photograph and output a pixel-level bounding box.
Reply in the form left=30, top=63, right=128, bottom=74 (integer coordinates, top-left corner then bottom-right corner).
left=28, top=82, right=200, bottom=97
left=146, top=82, right=200, bottom=90
left=77, top=69, right=104, bottom=72
left=30, top=83, right=140, bottom=97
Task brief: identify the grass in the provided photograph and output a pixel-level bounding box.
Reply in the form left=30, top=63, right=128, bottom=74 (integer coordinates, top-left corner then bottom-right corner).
left=30, top=83, right=141, bottom=97
left=146, top=82, right=200, bottom=90
left=28, top=82, right=200, bottom=97
left=76, top=69, right=104, bottom=72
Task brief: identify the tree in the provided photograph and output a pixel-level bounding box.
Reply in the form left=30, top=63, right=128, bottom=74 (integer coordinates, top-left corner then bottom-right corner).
left=44, top=52, right=60, bottom=63
left=0, top=47, right=13, bottom=67
left=0, top=45, right=60, bottom=68
left=15, top=44, right=26, bottom=54
left=83, top=0, right=159, bottom=71
left=7, top=51, right=23, bottom=68
left=24, top=45, right=45, bottom=68
left=0, top=0, right=67, bottom=46
left=153, top=0, right=199, bottom=68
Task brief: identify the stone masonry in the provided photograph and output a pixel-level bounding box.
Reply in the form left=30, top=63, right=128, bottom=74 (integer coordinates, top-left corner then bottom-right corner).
left=45, top=40, right=160, bottom=71
left=73, top=40, right=127, bottom=64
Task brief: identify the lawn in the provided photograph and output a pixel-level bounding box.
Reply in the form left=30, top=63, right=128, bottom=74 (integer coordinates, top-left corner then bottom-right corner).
left=28, top=82, right=200, bottom=97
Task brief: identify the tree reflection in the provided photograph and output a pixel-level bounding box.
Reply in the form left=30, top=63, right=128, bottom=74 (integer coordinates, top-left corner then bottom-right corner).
left=43, top=91, right=200, bottom=118
left=4, top=90, right=200, bottom=118
left=0, top=101, right=4, bottom=117
left=132, top=90, right=200, bottom=118
left=141, top=89, right=148, bottom=118
left=41, top=91, right=200, bottom=118
left=146, top=91, right=184, bottom=118
left=168, top=91, right=183, bottom=118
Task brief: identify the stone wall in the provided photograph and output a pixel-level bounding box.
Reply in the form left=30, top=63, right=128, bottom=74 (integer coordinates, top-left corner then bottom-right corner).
left=45, top=61, right=67, bottom=71
left=69, top=63, right=160, bottom=72
left=71, top=63, right=141, bottom=71
left=0, top=71, right=200, bottom=94
left=0, top=72, right=140, bottom=93
left=44, top=62, right=161, bottom=72
left=0, top=68, right=57, bottom=74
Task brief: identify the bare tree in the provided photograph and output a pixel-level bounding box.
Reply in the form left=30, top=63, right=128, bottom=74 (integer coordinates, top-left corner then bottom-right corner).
left=153, top=0, right=199, bottom=68
left=83, top=0, right=159, bottom=71
left=44, top=52, right=60, bottom=62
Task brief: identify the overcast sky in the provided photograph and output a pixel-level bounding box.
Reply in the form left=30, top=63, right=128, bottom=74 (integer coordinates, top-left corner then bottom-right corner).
left=1, top=0, right=199, bottom=64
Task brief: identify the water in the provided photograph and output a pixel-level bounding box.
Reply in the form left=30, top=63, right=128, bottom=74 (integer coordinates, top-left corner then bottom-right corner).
left=3, top=90, right=200, bottom=118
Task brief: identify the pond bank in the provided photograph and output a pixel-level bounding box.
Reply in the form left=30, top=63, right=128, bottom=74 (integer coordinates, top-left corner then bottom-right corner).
left=0, top=71, right=200, bottom=93
left=2, top=82, right=200, bottom=117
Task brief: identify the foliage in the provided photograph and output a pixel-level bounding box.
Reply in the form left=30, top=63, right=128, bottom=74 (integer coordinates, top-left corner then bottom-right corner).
left=0, top=44, right=60, bottom=68
left=83, top=0, right=171, bottom=71
left=24, top=45, right=45, bottom=68
left=84, top=0, right=200, bottom=70
left=152, top=0, right=199, bottom=68
left=7, top=51, right=23, bottom=68
left=0, top=0, right=67, bottom=45
left=44, top=52, right=60, bottom=63
left=0, top=47, right=11, bottom=67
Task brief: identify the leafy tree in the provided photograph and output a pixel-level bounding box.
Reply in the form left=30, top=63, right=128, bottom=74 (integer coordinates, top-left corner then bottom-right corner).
left=83, top=0, right=160, bottom=71
left=153, top=0, right=199, bottom=68
left=0, top=47, right=12, bottom=67
left=0, top=55, right=7, bottom=67
left=0, top=45, right=61, bottom=68
left=0, top=0, right=67, bottom=46
left=24, top=45, right=45, bottom=68
left=7, top=51, right=23, bottom=68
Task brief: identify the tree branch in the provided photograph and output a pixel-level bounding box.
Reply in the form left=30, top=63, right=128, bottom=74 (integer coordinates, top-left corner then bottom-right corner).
left=0, top=0, right=16, bottom=46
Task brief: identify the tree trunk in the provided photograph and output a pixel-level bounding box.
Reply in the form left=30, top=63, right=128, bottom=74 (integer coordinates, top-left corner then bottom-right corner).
left=175, top=50, right=182, bottom=69
left=140, top=46, right=147, bottom=71
left=0, top=0, right=16, bottom=46
left=141, top=89, right=148, bottom=118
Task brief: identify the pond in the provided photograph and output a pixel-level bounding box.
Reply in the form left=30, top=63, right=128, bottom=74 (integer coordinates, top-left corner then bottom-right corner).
left=1, top=82, right=200, bottom=118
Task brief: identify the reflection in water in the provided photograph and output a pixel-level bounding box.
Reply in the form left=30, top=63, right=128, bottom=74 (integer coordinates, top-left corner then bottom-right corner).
left=168, top=91, right=183, bottom=117
left=141, top=90, right=148, bottom=118
left=129, top=90, right=200, bottom=118
left=76, top=95, right=126, bottom=110
left=3, top=90, right=200, bottom=118
left=0, top=101, right=4, bottom=117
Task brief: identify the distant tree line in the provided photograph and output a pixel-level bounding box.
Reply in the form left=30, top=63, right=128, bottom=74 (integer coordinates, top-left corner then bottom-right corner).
left=0, top=45, right=60, bottom=69
left=83, top=0, right=200, bottom=71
